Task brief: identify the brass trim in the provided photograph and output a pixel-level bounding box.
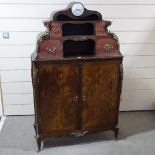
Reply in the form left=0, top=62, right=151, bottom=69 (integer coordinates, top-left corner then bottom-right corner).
left=71, top=130, right=88, bottom=137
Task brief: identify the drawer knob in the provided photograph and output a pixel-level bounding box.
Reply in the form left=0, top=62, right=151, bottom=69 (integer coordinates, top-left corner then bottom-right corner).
left=74, top=96, right=79, bottom=102
left=51, top=27, right=60, bottom=33
left=96, top=27, right=104, bottom=32
left=104, top=43, right=112, bottom=51
left=82, top=96, right=86, bottom=101
left=46, top=47, right=56, bottom=54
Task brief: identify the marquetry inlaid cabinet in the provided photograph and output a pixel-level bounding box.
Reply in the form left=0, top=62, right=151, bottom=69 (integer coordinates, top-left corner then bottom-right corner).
left=31, top=2, right=123, bottom=151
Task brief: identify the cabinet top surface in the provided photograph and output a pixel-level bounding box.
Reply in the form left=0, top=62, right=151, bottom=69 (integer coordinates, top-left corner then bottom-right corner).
left=31, top=51, right=123, bottom=62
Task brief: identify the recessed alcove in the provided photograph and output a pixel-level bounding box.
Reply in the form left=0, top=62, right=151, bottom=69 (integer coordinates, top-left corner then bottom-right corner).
left=55, top=14, right=100, bottom=21
left=62, top=23, right=94, bottom=36
left=63, top=39, right=95, bottom=57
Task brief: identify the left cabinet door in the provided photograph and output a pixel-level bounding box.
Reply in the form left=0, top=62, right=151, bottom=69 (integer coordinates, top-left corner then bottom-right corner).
left=37, top=63, right=79, bottom=137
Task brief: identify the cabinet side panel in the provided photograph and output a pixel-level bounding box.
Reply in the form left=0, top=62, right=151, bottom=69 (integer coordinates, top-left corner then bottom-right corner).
left=37, top=63, right=79, bottom=137
left=81, top=62, right=120, bottom=131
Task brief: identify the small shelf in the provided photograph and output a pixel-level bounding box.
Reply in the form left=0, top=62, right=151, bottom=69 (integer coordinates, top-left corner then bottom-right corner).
left=62, top=35, right=96, bottom=40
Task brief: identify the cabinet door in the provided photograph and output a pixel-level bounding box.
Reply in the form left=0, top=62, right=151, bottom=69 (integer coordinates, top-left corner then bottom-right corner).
left=38, top=64, right=79, bottom=136
left=81, top=62, right=120, bottom=131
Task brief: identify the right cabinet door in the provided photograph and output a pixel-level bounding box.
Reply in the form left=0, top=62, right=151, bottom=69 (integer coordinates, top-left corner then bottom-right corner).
left=81, top=61, right=120, bottom=131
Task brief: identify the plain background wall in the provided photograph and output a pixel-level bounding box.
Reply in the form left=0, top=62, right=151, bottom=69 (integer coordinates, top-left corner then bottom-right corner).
left=0, top=0, right=155, bottom=115
left=0, top=77, right=3, bottom=116
left=0, top=94, right=2, bottom=117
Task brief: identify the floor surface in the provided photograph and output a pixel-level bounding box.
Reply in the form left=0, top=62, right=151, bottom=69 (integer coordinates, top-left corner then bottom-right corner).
left=0, top=111, right=155, bottom=155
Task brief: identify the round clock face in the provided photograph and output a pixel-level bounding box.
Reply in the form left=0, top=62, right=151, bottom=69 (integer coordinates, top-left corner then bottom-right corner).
left=71, top=3, right=84, bottom=17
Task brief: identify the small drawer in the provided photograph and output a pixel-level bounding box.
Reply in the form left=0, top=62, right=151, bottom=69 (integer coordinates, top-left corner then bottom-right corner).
left=95, top=21, right=111, bottom=37
left=49, top=22, right=62, bottom=37
left=96, top=38, right=118, bottom=56
left=39, top=40, right=63, bottom=57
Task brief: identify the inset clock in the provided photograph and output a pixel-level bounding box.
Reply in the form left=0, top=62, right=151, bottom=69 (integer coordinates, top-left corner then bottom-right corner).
left=71, top=2, right=85, bottom=17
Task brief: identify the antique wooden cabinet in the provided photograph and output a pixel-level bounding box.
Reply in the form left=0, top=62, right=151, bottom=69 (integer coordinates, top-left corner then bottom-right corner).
left=31, top=2, right=123, bottom=151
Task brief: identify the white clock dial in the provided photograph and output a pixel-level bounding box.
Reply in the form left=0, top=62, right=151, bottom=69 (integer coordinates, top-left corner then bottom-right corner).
left=71, top=3, right=84, bottom=17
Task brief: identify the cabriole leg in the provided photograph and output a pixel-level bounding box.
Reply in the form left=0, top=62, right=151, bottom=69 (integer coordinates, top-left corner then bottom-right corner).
left=33, top=122, right=37, bottom=138
left=114, top=127, right=119, bottom=140
left=37, top=138, right=41, bottom=152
